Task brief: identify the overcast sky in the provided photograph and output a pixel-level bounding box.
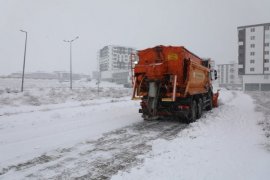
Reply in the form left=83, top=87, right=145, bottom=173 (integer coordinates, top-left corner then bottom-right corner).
left=0, top=0, right=270, bottom=75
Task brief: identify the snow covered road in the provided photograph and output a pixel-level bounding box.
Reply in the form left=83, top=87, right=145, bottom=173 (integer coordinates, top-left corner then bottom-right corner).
left=0, top=97, right=142, bottom=178
left=0, top=90, right=270, bottom=179
left=113, top=91, right=270, bottom=180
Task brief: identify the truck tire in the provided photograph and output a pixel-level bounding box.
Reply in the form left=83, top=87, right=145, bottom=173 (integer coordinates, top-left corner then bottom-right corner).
left=205, top=96, right=213, bottom=111
left=197, top=98, right=203, bottom=119
left=187, top=100, right=197, bottom=123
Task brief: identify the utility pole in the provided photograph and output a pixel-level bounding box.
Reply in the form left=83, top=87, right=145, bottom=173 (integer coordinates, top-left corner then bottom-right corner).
left=63, top=36, right=79, bottom=89
left=20, top=30, right=27, bottom=92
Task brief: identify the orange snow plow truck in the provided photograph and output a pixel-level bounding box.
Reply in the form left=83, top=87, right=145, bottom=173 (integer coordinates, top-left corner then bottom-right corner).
left=132, top=45, right=219, bottom=123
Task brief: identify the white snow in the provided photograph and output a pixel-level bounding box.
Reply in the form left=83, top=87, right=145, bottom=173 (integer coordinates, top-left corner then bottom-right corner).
left=1, top=78, right=270, bottom=179
left=0, top=78, right=129, bottom=107
left=112, top=90, right=270, bottom=180
left=0, top=78, right=141, bottom=172
left=0, top=97, right=141, bottom=170
left=0, top=78, right=123, bottom=90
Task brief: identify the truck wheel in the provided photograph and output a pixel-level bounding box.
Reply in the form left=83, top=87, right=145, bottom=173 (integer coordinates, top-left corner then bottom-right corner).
left=197, top=98, right=203, bottom=119
left=187, top=100, right=197, bottom=123
left=205, top=96, right=213, bottom=111
left=142, top=115, right=149, bottom=121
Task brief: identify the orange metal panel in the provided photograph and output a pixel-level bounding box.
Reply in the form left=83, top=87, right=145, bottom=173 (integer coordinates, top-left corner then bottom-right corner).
left=133, top=45, right=211, bottom=99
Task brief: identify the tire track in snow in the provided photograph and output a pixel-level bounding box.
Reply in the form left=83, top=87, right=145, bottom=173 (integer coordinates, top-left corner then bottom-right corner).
left=1, top=90, right=235, bottom=179
left=0, top=119, right=187, bottom=179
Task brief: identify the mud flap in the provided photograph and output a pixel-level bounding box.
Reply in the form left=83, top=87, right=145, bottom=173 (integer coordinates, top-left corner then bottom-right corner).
left=212, top=90, right=220, bottom=108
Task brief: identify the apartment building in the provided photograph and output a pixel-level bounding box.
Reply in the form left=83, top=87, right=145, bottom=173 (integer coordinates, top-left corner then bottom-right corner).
left=238, top=23, right=270, bottom=91
left=217, top=63, right=242, bottom=90
left=97, top=45, right=137, bottom=83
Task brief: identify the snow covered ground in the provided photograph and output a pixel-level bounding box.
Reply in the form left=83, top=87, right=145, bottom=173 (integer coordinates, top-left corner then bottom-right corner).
left=248, top=91, right=270, bottom=147
left=0, top=78, right=270, bottom=179
left=0, top=78, right=128, bottom=107
left=0, top=78, right=124, bottom=90
left=112, top=91, right=270, bottom=180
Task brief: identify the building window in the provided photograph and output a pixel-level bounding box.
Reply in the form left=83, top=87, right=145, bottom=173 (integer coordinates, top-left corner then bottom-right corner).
left=239, top=41, right=244, bottom=46
left=265, top=59, right=270, bottom=63
left=264, top=67, right=269, bottom=71
left=250, top=52, right=255, bottom=56
left=265, top=51, right=269, bottom=55
left=250, top=36, right=255, bottom=40
left=250, top=59, right=255, bottom=64
left=266, top=26, right=270, bottom=30
left=250, top=68, right=255, bottom=72
left=250, top=44, right=255, bottom=48
left=251, top=28, right=255, bottom=32
left=265, top=43, right=270, bottom=47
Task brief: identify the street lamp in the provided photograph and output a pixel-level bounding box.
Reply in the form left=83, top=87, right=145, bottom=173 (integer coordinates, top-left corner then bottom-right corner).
left=20, top=29, right=27, bottom=92
left=63, top=36, right=79, bottom=89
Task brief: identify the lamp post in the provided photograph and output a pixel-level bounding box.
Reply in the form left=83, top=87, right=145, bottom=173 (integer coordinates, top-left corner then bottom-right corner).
left=63, top=36, right=79, bottom=89
left=20, top=30, right=27, bottom=92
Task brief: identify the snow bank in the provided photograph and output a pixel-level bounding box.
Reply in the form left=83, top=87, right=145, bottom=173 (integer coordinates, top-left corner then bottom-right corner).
left=0, top=98, right=141, bottom=169
left=112, top=90, right=270, bottom=180
left=0, top=78, right=139, bottom=171
left=0, top=87, right=130, bottom=107
left=0, top=78, right=123, bottom=90
left=248, top=91, right=270, bottom=148
left=0, top=78, right=131, bottom=109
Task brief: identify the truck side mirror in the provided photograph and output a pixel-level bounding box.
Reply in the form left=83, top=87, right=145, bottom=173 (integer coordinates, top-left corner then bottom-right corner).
left=214, top=70, right=217, bottom=80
